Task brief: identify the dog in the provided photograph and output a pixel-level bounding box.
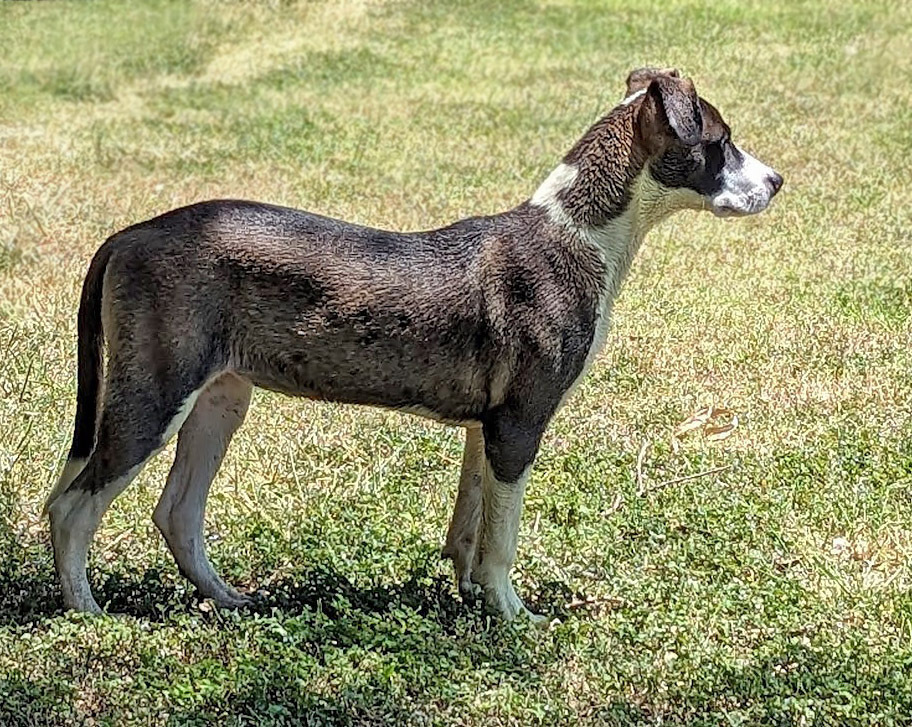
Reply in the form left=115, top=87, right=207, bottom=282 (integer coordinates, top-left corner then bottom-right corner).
left=46, top=68, right=782, bottom=618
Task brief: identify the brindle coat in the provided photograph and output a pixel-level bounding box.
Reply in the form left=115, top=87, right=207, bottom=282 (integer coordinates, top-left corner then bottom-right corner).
left=47, top=68, right=782, bottom=618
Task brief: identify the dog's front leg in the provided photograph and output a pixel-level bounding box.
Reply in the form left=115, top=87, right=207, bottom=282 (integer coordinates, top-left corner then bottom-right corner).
left=473, top=415, right=545, bottom=622
left=442, top=425, right=484, bottom=599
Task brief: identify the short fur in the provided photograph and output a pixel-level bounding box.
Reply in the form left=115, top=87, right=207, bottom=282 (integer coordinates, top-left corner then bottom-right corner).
left=48, top=69, right=782, bottom=617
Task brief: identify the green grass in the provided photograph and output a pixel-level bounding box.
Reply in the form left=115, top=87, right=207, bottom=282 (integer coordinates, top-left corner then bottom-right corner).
left=2, top=0, right=912, bottom=724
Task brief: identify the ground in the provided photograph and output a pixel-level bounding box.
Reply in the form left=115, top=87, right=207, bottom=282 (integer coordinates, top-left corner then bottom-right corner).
left=1, top=0, right=911, bottom=725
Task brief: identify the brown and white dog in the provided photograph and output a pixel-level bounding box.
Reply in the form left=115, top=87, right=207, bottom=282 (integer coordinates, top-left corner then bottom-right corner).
left=46, top=68, right=782, bottom=618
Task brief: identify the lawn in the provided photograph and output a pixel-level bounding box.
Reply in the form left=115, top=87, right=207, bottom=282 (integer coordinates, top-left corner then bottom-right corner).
left=1, top=0, right=911, bottom=724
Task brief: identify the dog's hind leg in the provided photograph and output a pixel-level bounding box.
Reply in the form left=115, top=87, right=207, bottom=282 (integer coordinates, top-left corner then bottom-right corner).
left=442, top=424, right=484, bottom=599
left=48, top=373, right=205, bottom=613
left=153, top=372, right=252, bottom=608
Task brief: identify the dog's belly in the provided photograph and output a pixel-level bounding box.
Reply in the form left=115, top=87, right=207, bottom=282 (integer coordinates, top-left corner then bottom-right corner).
left=234, top=331, right=494, bottom=423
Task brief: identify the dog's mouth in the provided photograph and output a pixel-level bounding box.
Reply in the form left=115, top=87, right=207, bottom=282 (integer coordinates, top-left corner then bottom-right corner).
left=708, top=194, right=772, bottom=218
left=710, top=203, right=753, bottom=218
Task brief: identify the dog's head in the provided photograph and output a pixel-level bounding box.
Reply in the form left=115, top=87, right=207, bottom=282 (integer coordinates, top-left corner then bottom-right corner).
left=626, top=67, right=782, bottom=217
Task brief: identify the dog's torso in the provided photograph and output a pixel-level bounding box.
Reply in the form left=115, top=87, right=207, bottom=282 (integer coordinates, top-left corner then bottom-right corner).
left=102, top=198, right=607, bottom=427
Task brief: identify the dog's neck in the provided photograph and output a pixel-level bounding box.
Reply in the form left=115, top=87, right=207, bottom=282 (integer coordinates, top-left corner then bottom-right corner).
left=530, top=102, right=678, bottom=299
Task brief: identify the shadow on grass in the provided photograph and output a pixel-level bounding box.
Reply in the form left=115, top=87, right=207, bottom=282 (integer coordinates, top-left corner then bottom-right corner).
left=103, top=553, right=478, bottom=628
left=0, top=554, right=458, bottom=623
left=0, top=541, right=578, bottom=628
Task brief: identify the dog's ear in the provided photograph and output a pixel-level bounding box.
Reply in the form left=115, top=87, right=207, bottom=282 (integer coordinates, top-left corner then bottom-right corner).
left=639, top=74, right=703, bottom=148
left=625, top=67, right=680, bottom=96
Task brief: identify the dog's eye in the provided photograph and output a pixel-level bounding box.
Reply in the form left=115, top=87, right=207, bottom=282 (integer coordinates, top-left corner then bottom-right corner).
left=703, top=141, right=725, bottom=174
left=701, top=139, right=723, bottom=159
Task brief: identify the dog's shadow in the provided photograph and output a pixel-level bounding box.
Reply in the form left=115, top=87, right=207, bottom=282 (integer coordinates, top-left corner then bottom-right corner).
left=101, top=556, right=476, bottom=625
left=0, top=544, right=576, bottom=629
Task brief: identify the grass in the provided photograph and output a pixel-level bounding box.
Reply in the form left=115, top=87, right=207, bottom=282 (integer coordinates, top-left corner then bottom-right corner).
left=1, top=0, right=911, bottom=724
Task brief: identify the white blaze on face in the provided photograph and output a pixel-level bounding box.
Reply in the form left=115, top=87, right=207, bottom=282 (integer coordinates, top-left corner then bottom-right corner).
left=709, top=145, right=781, bottom=217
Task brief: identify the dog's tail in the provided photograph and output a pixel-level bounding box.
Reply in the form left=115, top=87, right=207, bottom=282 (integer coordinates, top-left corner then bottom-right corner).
left=44, top=239, right=116, bottom=513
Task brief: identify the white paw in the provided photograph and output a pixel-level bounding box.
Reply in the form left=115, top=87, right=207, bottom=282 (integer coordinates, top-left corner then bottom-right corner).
left=62, top=590, right=103, bottom=615
left=476, top=568, right=533, bottom=621
left=458, top=577, right=483, bottom=601
left=522, top=609, right=550, bottom=628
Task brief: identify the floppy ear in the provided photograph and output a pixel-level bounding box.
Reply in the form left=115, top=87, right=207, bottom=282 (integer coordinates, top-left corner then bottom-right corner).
left=645, top=75, right=703, bottom=147
left=625, top=67, right=680, bottom=96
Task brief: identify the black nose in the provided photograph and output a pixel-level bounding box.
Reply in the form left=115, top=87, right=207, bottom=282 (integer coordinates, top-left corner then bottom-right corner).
left=767, top=172, right=784, bottom=196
